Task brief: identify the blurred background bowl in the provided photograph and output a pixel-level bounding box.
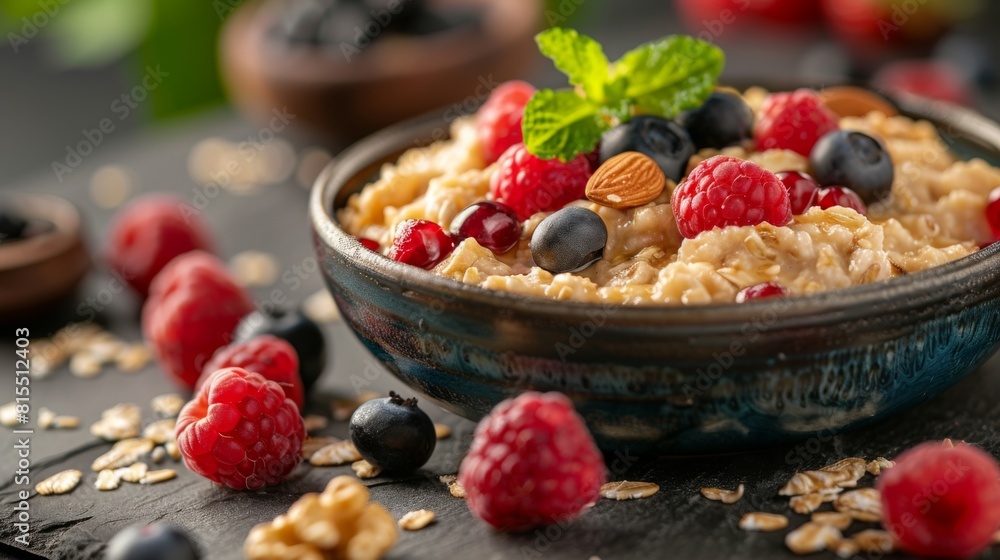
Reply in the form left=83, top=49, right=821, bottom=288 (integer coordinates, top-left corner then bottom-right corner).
left=220, top=0, right=543, bottom=144
left=311, top=93, right=1000, bottom=454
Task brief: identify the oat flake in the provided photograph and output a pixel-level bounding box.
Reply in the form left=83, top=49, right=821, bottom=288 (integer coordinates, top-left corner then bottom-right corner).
left=36, top=470, right=82, bottom=496
left=398, top=510, right=435, bottom=531
left=600, top=481, right=659, bottom=501
left=700, top=484, right=744, bottom=504
left=738, top=513, right=788, bottom=532
left=310, top=440, right=361, bottom=466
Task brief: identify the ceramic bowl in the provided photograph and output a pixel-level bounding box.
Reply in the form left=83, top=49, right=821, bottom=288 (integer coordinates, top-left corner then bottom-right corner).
left=220, top=0, right=541, bottom=143
left=310, top=94, right=1000, bottom=454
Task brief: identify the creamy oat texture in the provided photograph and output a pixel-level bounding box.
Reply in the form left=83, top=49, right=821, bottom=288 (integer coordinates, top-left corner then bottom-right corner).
left=338, top=91, right=999, bottom=304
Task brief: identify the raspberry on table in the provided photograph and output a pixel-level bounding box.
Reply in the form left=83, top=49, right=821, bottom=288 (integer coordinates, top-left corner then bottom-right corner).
left=106, top=195, right=216, bottom=297
left=176, top=367, right=305, bottom=490
left=476, top=80, right=535, bottom=164
left=142, top=251, right=255, bottom=390
left=458, top=391, right=607, bottom=530
left=671, top=155, right=791, bottom=239
left=878, top=441, right=1000, bottom=559
left=490, top=143, right=592, bottom=220
left=199, top=335, right=304, bottom=412
left=754, top=89, right=839, bottom=156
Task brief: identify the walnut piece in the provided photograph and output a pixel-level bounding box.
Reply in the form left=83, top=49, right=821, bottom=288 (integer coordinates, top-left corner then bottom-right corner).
left=244, top=475, right=397, bottom=560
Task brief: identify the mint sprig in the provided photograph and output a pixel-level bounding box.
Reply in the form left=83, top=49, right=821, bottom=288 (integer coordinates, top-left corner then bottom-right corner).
left=522, top=29, right=725, bottom=162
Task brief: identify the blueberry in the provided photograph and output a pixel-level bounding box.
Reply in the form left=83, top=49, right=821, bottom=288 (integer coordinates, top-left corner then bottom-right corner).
left=316, top=1, right=369, bottom=45
left=105, top=524, right=199, bottom=560
left=235, top=308, right=327, bottom=391
left=279, top=0, right=336, bottom=44
left=809, top=130, right=894, bottom=204
left=0, top=207, right=28, bottom=244
left=677, top=91, right=754, bottom=150
left=530, top=207, right=607, bottom=274
left=350, top=391, right=436, bottom=472
left=599, top=116, right=695, bottom=183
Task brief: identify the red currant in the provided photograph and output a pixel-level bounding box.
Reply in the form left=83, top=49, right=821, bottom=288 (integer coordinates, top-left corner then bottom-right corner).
left=387, top=220, right=456, bottom=269
left=450, top=201, right=521, bottom=254
left=878, top=441, right=1000, bottom=559
left=776, top=171, right=820, bottom=215
left=815, top=187, right=867, bottom=216
left=985, top=187, right=1000, bottom=241
left=735, top=282, right=787, bottom=303
left=357, top=237, right=380, bottom=251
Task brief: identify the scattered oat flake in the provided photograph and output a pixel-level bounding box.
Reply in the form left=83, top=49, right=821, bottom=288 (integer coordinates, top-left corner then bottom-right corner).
left=89, top=165, right=133, bottom=209
left=820, top=458, right=867, bottom=479
left=600, top=481, right=659, bottom=501
left=310, top=440, right=361, bottom=466
left=301, top=436, right=340, bottom=458
left=151, top=446, right=166, bottom=464
left=303, top=289, right=340, bottom=323
left=352, top=460, right=382, bottom=479
left=790, top=493, right=824, bottom=515
left=229, top=251, right=279, bottom=287
left=116, top=462, right=149, bottom=483
left=303, top=415, right=328, bottom=433
left=852, top=529, right=894, bottom=553
left=811, top=511, right=853, bottom=531
left=0, top=403, right=17, bottom=427
left=115, top=344, right=152, bottom=372
left=90, top=403, right=141, bottom=441
left=434, top=424, right=452, bottom=439
left=700, top=484, right=744, bottom=504
left=439, top=475, right=466, bottom=498
left=785, top=522, right=842, bottom=555
left=140, top=469, right=177, bottom=484
left=829, top=538, right=860, bottom=559
left=739, top=513, right=788, bottom=532
left=70, top=352, right=102, bottom=378
left=867, top=457, right=894, bottom=476
left=143, top=418, right=176, bottom=444
left=151, top=394, right=184, bottom=418
left=91, top=438, right=154, bottom=471
left=165, top=441, right=180, bottom=460
left=95, top=469, right=121, bottom=491
left=331, top=391, right=379, bottom=422
left=39, top=408, right=56, bottom=428
left=398, top=510, right=435, bottom=531
left=834, top=488, right=882, bottom=522
left=52, top=416, right=81, bottom=429
left=36, top=469, right=82, bottom=495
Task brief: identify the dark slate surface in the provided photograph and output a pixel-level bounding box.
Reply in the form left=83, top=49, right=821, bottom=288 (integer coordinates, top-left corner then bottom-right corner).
left=0, top=108, right=999, bottom=560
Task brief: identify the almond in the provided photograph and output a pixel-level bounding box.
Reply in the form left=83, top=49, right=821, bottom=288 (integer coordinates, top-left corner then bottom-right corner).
left=586, top=152, right=665, bottom=209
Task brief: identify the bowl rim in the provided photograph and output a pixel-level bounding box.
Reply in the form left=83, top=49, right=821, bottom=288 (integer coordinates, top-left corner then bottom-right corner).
left=310, top=91, right=1000, bottom=325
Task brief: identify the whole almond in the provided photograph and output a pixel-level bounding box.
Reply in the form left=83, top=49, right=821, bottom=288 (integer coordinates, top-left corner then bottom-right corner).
left=586, top=151, right=665, bottom=209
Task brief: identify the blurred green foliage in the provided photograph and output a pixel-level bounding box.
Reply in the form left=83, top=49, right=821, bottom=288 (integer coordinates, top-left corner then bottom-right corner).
left=0, top=0, right=229, bottom=119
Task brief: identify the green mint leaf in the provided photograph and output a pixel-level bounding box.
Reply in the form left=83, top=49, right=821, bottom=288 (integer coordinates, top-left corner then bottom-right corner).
left=521, top=89, right=606, bottom=161
left=614, top=35, right=724, bottom=118
left=536, top=28, right=611, bottom=103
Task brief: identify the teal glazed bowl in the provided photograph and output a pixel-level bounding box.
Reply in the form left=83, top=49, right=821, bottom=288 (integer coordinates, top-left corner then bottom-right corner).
left=310, top=94, right=1000, bottom=454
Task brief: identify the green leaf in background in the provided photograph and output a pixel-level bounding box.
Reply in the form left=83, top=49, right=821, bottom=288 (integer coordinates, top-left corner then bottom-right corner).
left=615, top=35, right=725, bottom=117
left=46, top=0, right=152, bottom=68
left=536, top=27, right=610, bottom=103
left=521, top=89, right=607, bottom=161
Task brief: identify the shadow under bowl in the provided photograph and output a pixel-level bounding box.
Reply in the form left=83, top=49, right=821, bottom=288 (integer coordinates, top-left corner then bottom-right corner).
left=310, top=95, right=1000, bottom=454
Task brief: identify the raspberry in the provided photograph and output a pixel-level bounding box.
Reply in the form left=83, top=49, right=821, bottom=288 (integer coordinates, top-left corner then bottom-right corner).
left=873, top=61, right=971, bottom=106
left=476, top=81, right=535, bottom=164
left=490, top=143, right=592, bottom=220
left=106, top=195, right=216, bottom=297
left=458, top=392, right=607, bottom=530
left=878, top=441, right=1000, bottom=559
left=142, top=251, right=255, bottom=390
left=671, top=155, right=791, bottom=239
left=199, top=335, right=304, bottom=412
left=754, top=89, right=839, bottom=156
left=176, top=367, right=304, bottom=490
left=815, top=187, right=867, bottom=216
left=387, top=219, right=456, bottom=269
